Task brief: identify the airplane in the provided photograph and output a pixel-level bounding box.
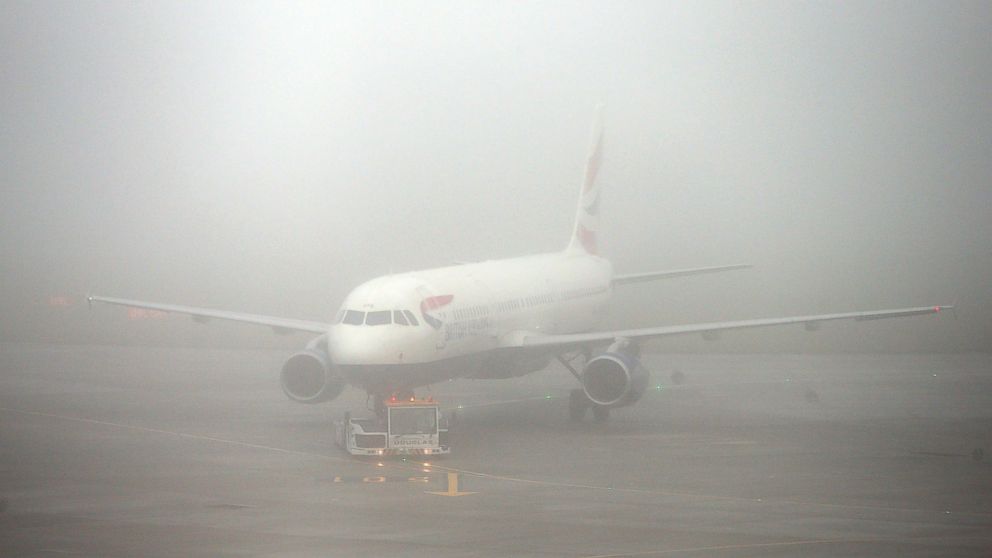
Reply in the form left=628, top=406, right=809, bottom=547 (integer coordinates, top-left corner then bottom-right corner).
left=88, top=110, right=952, bottom=421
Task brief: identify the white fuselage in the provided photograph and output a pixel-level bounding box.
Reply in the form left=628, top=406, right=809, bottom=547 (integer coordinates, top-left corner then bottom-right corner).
left=328, top=251, right=612, bottom=367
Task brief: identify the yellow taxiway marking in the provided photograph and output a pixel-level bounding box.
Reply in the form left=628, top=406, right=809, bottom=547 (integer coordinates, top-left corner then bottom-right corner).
left=6, top=406, right=987, bottom=518
left=0, top=407, right=462, bottom=494
left=426, top=472, right=476, bottom=497
left=422, top=462, right=992, bottom=520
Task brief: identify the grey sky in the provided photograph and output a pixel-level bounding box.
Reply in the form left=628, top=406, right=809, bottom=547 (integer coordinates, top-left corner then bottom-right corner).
left=2, top=1, right=989, bottom=351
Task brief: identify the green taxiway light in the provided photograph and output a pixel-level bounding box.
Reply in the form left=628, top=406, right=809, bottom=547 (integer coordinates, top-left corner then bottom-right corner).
left=545, top=394, right=552, bottom=400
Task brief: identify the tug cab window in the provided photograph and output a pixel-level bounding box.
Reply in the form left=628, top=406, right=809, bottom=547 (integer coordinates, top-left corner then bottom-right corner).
left=389, top=406, right=438, bottom=435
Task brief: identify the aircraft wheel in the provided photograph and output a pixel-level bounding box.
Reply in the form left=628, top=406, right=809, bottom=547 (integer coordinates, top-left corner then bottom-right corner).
left=592, top=404, right=610, bottom=422
left=568, top=389, right=589, bottom=422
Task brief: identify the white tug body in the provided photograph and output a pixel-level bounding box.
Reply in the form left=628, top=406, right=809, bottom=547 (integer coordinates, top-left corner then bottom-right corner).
left=335, top=397, right=450, bottom=457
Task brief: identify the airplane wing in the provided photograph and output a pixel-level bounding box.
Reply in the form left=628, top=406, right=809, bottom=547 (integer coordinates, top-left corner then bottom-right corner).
left=504, top=305, right=951, bottom=350
left=87, top=295, right=331, bottom=334
left=613, top=264, right=751, bottom=286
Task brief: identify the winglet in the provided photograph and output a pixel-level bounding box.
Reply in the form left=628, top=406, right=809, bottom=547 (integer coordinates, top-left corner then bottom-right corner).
left=935, top=302, right=957, bottom=320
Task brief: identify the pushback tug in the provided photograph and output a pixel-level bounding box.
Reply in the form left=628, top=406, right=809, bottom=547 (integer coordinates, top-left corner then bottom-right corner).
left=335, top=396, right=450, bottom=457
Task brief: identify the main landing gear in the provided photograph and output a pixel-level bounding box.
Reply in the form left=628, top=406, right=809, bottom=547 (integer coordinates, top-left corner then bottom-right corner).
left=568, top=388, right=610, bottom=423
left=559, top=350, right=611, bottom=423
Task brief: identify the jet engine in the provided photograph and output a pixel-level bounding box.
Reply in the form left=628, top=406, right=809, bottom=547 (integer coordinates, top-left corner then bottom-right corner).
left=580, top=342, right=649, bottom=408
left=280, top=347, right=346, bottom=404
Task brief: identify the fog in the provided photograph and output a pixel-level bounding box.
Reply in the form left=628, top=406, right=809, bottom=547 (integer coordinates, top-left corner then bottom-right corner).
left=2, top=1, right=989, bottom=351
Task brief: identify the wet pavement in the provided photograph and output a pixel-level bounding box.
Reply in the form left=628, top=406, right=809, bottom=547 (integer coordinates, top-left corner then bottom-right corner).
left=1, top=344, right=990, bottom=556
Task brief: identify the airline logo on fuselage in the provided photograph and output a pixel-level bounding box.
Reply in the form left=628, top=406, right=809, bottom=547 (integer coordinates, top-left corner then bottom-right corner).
left=577, top=225, right=597, bottom=254
left=420, top=295, right=454, bottom=330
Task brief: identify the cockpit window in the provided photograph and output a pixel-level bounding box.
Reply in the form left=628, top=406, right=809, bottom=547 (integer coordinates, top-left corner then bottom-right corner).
left=365, top=310, right=392, bottom=326
left=342, top=310, right=365, bottom=325
left=340, top=308, right=419, bottom=326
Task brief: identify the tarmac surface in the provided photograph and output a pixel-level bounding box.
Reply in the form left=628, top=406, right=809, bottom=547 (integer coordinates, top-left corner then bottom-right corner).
left=1, top=343, right=990, bottom=557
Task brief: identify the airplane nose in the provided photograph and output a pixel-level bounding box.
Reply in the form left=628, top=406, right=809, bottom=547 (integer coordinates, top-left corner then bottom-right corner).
left=329, top=327, right=414, bottom=365
left=329, top=329, right=375, bottom=365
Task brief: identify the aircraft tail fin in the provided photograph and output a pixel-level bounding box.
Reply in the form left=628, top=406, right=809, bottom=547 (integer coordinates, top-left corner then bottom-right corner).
left=566, top=105, right=605, bottom=255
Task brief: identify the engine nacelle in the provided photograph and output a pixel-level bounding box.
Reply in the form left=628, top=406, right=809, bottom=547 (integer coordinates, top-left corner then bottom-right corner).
left=280, top=349, right=345, bottom=404
left=581, top=349, right=650, bottom=408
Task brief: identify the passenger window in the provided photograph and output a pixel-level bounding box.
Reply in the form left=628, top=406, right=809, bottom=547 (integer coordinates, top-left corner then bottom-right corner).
left=393, top=310, right=409, bottom=326
left=342, top=310, right=365, bottom=325
left=403, top=310, right=419, bottom=326
left=365, top=310, right=391, bottom=326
